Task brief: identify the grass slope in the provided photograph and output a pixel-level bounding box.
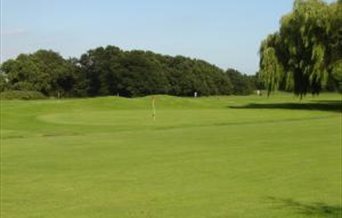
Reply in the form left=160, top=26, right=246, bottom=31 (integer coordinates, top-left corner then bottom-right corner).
left=1, top=93, right=341, bottom=218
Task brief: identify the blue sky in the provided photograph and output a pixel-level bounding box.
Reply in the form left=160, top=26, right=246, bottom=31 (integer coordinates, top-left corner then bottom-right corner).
left=0, top=0, right=334, bottom=74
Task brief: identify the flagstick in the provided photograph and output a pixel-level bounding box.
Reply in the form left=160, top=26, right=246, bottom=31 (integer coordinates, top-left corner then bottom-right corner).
left=152, top=96, right=156, bottom=121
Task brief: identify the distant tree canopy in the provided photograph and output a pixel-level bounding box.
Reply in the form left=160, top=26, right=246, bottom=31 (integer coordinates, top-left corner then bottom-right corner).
left=78, top=46, right=234, bottom=97
left=226, top=69, right=256, bottom=95
left=0, top=46, right=257, bottom=98
left=260, top=0, right=342, bottom=97
left=0, top=50, right=77, bottom=97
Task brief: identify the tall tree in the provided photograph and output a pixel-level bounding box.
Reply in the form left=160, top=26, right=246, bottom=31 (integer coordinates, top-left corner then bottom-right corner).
left=259, top=0, right=342, bottom=96
left=0, top=50, right=77, bottom=97
left=226, top=68, right=254, bottom=95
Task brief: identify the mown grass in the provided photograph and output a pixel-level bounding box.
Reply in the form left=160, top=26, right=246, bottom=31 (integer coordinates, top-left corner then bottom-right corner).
left=1, top=93, right=341, bottom=218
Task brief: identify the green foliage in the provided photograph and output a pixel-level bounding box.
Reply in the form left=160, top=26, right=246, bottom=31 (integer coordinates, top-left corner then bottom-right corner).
left=111, top=50, right=170, bottom=97
left=164, top=56, right=232, bottom=96
left=259, top=0, right=342, bottom=96
left=259, top=46, right=284, bottom=95
left=0, top=73, right=9, bottom=92
left=0, top=90, right=46, bottom=100
left=0, top=46, right=239, bottom=98
left=226, top=68, right=254, bottom=95
left=64, top=46, right=233, bottom=97
left=251, top=72, right=266, bottom=90
left=0, top=45, right=236, bottom=98
left=0, top=50, right=77, bottom=97
left=330, top=60, right=342, bottom=92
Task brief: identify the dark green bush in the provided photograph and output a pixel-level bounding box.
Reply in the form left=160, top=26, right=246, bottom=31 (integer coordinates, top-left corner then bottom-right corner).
left=0, top=91, right=47, bottom=100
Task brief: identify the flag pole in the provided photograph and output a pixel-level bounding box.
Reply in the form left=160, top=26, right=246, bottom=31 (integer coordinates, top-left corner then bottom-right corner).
left=152, top=96, right=156, bottom=121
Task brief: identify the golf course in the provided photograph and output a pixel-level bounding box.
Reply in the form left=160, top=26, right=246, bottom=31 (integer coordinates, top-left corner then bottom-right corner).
left=1, top=93, right=341, bottom=218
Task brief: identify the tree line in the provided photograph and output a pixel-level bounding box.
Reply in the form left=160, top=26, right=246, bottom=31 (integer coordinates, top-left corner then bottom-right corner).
left=2, top=0, right=340, bottom=98
left=0, top=46, right=260, bottom=98
left=259, top=0, right=342, bottom=97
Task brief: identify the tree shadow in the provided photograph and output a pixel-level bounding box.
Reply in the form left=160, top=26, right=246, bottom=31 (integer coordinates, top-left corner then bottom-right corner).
left=229, top=100, right=341, bottom=113
left=266, top=196, right=342, bottom=217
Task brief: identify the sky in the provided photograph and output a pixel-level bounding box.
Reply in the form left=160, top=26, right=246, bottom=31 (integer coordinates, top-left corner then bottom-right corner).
left=0, top=0, right=334, bottom=74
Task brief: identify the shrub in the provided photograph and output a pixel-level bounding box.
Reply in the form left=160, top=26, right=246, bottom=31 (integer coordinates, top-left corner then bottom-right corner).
left=0, top=91, right=47, bottom=100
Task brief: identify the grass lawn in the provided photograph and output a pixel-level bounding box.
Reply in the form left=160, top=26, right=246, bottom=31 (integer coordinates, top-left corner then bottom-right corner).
left=1, top=93, right=341, bottom=218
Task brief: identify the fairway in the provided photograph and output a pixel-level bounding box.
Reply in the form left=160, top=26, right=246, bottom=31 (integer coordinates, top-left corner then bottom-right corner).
left=1, top=93, right=341, bottom=218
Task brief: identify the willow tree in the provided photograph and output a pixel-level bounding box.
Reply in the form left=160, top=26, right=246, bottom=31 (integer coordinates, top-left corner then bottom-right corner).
left=259, top=36, right=284, bottom=94
left=259, top=0, right=342, bottom=97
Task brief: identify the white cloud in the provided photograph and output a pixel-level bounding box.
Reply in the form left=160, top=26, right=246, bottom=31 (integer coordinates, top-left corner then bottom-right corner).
left=1, top=28, right=28, bottom=36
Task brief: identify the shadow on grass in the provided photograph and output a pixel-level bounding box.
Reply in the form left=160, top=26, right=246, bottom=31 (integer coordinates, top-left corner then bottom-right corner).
left=230, top=100, right=341, bottom=113
left=266, top=197, right=342, bottom=217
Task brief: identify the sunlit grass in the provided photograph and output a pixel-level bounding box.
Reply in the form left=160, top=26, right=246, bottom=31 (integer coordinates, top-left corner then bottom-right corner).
left=1, top=93, right=341, bottom=218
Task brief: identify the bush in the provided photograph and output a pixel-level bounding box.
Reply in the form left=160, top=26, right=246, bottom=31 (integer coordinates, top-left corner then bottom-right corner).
left=0, top=91, right=47, bottom=100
